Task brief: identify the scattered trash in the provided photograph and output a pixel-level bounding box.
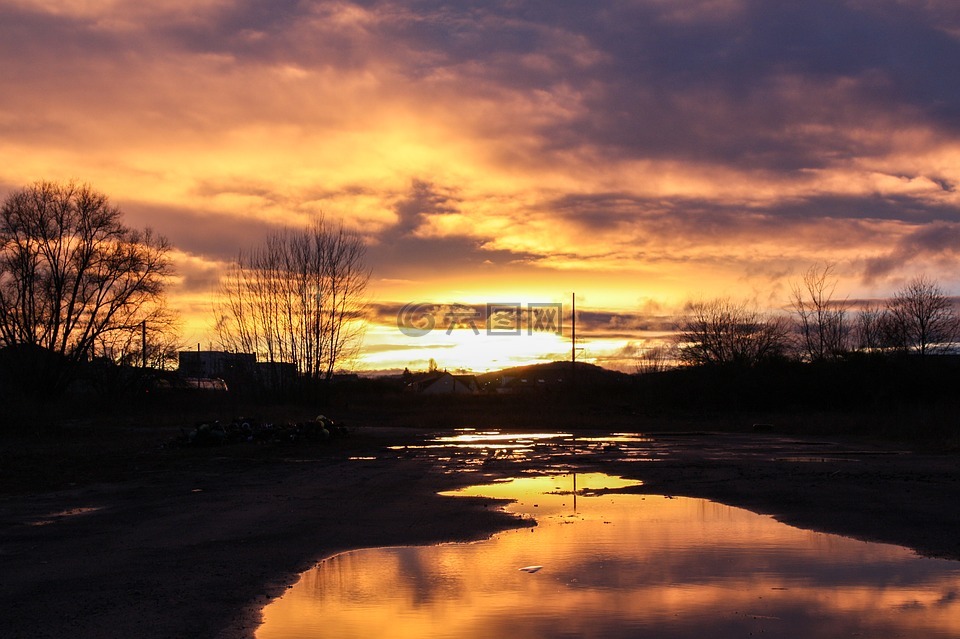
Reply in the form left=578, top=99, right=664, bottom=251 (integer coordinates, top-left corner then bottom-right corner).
left=166, top=415, right=349, bottom=448
left=519, top=565, right=543, bottom=573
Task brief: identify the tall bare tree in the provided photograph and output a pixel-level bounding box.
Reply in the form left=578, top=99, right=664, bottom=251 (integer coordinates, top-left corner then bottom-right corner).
left=633, top=341, right=674, bottom=374
left=93, top=302, right=184, bottom=370
left=853, top=303, right=887, bottom=352
left=214, top=218, right=369, bottom=382
left=675, top=298, right=791, bottom=367
left=791, top=263, right=850, bottom=361
left=0, top=181, right=172, bottom=389
left=884, top=275, right=958, bottom=356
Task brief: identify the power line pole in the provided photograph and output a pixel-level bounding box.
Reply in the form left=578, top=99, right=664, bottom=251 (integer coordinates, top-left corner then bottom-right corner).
left=571, top=292, right=576, bottom=384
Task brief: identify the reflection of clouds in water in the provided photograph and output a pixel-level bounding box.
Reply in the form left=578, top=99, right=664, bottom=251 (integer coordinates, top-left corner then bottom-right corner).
left=259, top=473, right=960, bottom=639
left=394, top=545, right=468, bottom=607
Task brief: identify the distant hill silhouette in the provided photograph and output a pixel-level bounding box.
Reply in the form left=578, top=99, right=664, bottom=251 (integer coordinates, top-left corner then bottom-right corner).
left=476, top=361, right=629, bottom=388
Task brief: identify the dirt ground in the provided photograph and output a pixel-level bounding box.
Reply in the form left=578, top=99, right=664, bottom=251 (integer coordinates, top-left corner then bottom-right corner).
left=2, top=426, right=960, bottom=639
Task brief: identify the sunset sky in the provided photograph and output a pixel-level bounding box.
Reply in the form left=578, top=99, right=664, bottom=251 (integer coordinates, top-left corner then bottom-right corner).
left=4, top=0, right=960, bottom=372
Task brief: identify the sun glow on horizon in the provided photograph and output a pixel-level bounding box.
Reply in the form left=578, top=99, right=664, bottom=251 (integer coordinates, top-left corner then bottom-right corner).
left=359, top=324, right=574, bottom=373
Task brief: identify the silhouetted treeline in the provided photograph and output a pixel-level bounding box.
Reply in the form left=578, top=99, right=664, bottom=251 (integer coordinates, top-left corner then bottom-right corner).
left=632, top=353, right=960, bottom=420
left=674, top=269, right=960, bottom=368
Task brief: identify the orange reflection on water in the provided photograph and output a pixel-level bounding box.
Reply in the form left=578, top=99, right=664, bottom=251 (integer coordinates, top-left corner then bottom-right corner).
left=257, top=474, right=960, bottom=639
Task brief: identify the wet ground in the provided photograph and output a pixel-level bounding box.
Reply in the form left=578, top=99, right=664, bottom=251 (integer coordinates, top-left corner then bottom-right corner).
left=381, top=428, right=960, bottom=561
left=2, top=427, right=959, bottom=639
left=382, top=428, right=913, bottom=473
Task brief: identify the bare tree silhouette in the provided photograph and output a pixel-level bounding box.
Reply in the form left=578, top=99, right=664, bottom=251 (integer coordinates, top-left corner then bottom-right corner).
left=633, top=342, right=674, bottom=374
left=791, top=263, right=850, bottom=361
left=93, top=305, right=184, bottom=370
left=214, top=217, right=369, bottom=383
left=854, top=303, right=887, bottom=352
left=883, top=275, right=958, bottom=356
left=675, top=298, right=791, bottom=367
left=0, top=181, right=172, bottom=391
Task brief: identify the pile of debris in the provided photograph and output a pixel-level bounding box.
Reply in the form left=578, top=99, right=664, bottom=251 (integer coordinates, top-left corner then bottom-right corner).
left=168, top=415, right=348, bottom=447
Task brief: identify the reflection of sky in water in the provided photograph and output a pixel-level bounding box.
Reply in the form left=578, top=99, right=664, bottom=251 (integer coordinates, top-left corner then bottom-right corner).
left=382, top=430, right=905, bottom=474
left=257, top=473, right=960, bottom=639
left=385, top=431, right=661, bottom=470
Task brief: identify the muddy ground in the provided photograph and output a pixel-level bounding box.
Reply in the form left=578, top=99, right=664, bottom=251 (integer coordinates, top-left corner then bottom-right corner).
left=2, top=426, right=960, bottom=638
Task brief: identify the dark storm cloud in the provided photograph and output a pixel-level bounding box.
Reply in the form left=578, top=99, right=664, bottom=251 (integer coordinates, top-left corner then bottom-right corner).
left=537, top=0, right=960, bottom=168
left=390, top=179, right=461, bottom=238
left=540, top=189, right=960, bottom=250
left=0, top=5, right=113, bottom=56
left=863, top=221, right=960, bottom=280
left=257, top=0, right=960, bottom=173
left=573, top=309, right=676, bottom=338
left=7, top=0, right=960, bottom=175
left=120, top=201, right=279, bottom=262
left=368, top=235, right=529, bottom=275
left=370, top=178, right=543, bottom=273
left=766, top=193, right=960, bottom=224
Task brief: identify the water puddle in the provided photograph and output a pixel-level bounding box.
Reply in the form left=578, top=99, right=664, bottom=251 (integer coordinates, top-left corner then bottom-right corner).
left=775, top=456, right=861, bottom=463
left=26, top=506, right=103, bottom=526
left=382, top=428, right=896, bottom=473
left=386, top=430, right=661, bottom=472
left=256, top=473, right=960, bottom=638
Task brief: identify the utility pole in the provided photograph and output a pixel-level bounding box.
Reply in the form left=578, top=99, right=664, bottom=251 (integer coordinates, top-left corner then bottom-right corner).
left=571, top=292, right=576, bottom=384
left=142, top=320, right=147, bottom=368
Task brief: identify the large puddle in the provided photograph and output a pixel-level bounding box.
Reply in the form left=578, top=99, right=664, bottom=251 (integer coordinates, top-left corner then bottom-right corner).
left=256, top=471, right=960, bottom=638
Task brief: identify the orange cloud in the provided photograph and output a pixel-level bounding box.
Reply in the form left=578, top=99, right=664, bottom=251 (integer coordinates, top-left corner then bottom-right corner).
left=5, top=0, right=960, bottom=369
